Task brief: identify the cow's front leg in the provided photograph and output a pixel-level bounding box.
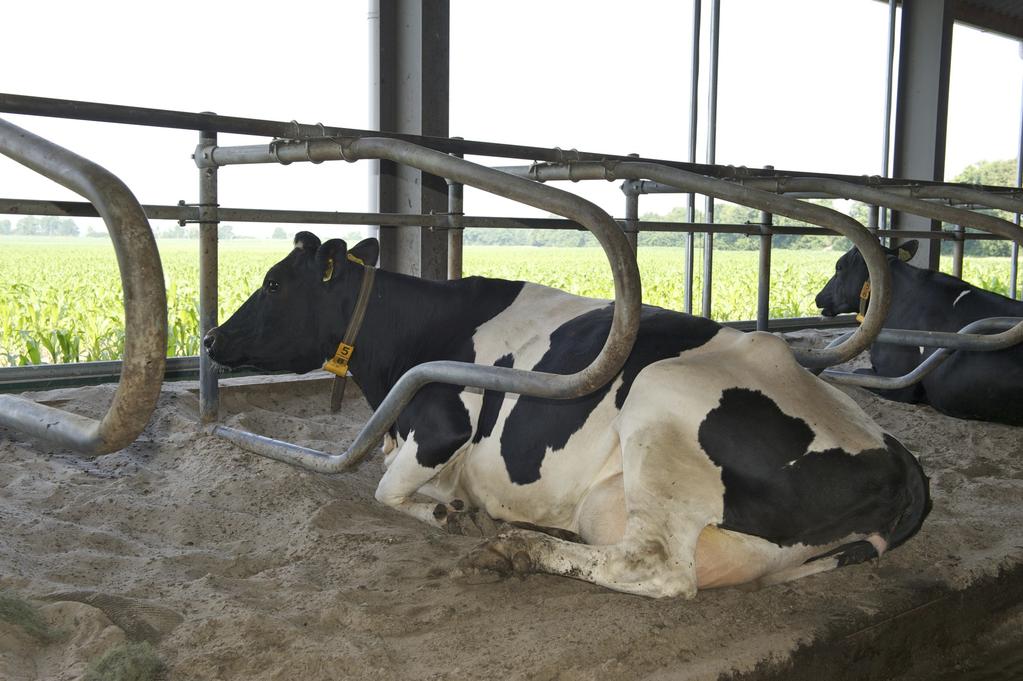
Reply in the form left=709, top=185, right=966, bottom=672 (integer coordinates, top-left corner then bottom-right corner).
left=460, top=524, right=706, bottom=599
left=374, top=384, right=473, bottom=528
left=374, top=435, right=468, bottom=528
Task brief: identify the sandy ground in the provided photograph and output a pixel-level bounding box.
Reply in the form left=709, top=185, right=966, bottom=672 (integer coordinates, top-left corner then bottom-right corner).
left=1, top=333, right=1022, bottom=681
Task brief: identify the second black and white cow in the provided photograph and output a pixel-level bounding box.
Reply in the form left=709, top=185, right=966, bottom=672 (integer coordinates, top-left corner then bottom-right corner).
left=205, top=232, right=930, bottom=598
left=816, top=240, right=1023, bottom=426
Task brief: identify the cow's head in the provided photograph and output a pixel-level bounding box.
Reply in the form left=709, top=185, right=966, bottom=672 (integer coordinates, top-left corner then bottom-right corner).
left=203, top=231, right=379, bottom=373
left=815, top=240, right=916, bottom=317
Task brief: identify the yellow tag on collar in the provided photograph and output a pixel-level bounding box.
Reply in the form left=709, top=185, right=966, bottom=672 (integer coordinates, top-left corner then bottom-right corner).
left=323, top=342, right=354, bottom=376
left=855, top=281, right=871, bottom=323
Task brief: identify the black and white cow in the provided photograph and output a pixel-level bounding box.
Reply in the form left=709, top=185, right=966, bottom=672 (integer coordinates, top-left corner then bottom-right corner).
left=816, top=240, right=1023, bottom=426
left=205, top=232, right=930, bottom=598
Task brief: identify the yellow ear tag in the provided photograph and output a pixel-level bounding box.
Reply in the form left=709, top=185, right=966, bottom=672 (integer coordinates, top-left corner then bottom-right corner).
left=346, top=253, right=365, bottom=266
left=322, top=257, right=334, bottom=282
left=898, top=248, right=911, bottom=262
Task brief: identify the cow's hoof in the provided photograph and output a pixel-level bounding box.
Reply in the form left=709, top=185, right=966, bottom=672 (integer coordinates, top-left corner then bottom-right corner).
left=460, top=534, right=533, bottom=576
left=439, top=506, right=505, bottom=538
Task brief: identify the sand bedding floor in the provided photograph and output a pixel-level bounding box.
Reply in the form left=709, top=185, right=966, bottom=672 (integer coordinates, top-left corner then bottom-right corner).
left=1, top=343, right=1022, bottom=680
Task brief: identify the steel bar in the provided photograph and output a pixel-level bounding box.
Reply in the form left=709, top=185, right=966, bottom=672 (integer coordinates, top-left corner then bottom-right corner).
left=447, top=137, right=464, bottom=280
left=745, top=177, right=1023, bottom=244
left=702, top=0, right=721, bottom=320
left=0, top=357, right=201, bottom=392
left=881, top=0, right=897, bottom=231
left=908, top=186, right=1023, bottom=214
left=0, top=117, right=166, bottom=454
left=624, top=178, right=639, bottom=253
left=0, top=92, right=801, bottom=179
left=198, top=125, right=219, bottom=423
left=822, top=317, right=1021, bottom=390
left=746, top=177, right=1023, bottom=349
left=756, top=176, right=773, bottom=332
left=952, top=224, right=965, bottom=279
left=687, top=0, right=701, bottom=315
left=446, top=179, right=464, bottom=279
left=620, top=179, right=834, bottom=200
left=2, top=197, right=1014, bottom=243
left=4, top=92, right=1021, bottom=192
left=501, top=160, right=892, bottom=368
left=1016, top=67, right=1023, bottom=300
left=200, top=137, right=642, bottom=473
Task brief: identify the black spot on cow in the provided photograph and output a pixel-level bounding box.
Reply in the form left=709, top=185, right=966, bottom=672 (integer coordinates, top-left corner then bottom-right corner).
left=500, top=305, right=721, bottom=485
left=698, top=388, right=930, bottom=551
left=474, top=353, right=514, bottom=444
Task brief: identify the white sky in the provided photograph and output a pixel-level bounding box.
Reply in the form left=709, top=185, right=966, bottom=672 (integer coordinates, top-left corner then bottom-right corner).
left=1, top=0, right=1020, bottom=237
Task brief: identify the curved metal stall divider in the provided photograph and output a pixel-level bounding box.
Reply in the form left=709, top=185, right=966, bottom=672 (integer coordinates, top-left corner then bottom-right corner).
left=199, top=137, right=643, bottom=473
left=0, top=117, right=167, bottom=455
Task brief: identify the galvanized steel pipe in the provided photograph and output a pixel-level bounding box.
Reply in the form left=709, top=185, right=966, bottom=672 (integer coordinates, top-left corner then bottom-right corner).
left=198, top=125, right=220, bottom=423
left=822, top=317, right=1021, bottom=390
left=502, top=160, right=892, bottom=369
left=0, top=117, right=166, bottom=454
left=200, top=137, right=642, bottom=472
left=744, top=177, right=1023, bottom=355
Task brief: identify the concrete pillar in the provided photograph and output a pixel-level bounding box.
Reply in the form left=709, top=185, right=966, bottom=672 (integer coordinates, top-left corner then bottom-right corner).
left=370, top=0, right=450, bottom=279
left=892, top=0, right=954, bottom=270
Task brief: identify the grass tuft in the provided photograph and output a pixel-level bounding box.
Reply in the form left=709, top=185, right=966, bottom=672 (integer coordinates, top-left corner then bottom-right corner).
left=0, top=590, right=62, bottom=642
left=84, top=641, right=165, bottom=681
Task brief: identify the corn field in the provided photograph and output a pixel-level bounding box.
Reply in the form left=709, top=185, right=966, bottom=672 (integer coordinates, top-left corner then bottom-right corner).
left=0, top=237, right=1017, bottom=366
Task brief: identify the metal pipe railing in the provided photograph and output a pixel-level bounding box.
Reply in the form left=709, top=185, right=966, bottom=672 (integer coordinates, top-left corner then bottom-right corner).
left=686, top=0, right=702, bottom=315
left=446, top=138, right=464, bottom=280
left=822, top=317, right=1021, bottom=390
left=742, top=176, right=1023, bottom=354
left=0, top=196, right=1016, bottom=242
left=880, top=0, right=898, bottom=231
left=702, top=0, right=721, bottom=320
left=496, top=160, right=892, bottom=369
left=0, top=118, right=166, bottom=454
left=7, top=92, right=1020, bottom=192
left=199, top=137, right=642, bottom=473
left=197, top=124, right=219, bottom=423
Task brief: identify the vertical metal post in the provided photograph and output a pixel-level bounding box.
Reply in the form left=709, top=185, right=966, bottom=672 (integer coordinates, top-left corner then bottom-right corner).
left=701, top=0, right=720, bottom=319
left=374, top=0, right=450, bottom=279
left=952, top=224, right=965, bottom=279
left=892, top=0, right=953, bottom=270
left=447, top=138, right=464, bottom=280
left=867, top=205, right=879, bottom=234
left=1014, top=49, right=1023, bottom=300
left=198, top=125, right=219, bottom=423
left=368, top=0, right=382, bottom=247
left=684, top=0, right=701, bottom=314
left=756, top=166, right=774, bottom=331
left=880, top=0, right=897, bottom=232
left=624, top=153, right=640, bottom=253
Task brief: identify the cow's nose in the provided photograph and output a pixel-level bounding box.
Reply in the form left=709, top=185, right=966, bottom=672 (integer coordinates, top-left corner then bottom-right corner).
left=202, top=328, right=219, bottom=352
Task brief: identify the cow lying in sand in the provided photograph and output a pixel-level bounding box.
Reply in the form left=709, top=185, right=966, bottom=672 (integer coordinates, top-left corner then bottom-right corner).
left=205, top=233, right=930, bottom=598
left=816, top=240, right=1023, bottom=426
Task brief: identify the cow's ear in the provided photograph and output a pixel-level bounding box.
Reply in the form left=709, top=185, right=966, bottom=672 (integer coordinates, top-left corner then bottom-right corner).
left=897, top=240, right=918, bottom=262
left=348, top=238, right=379, bottom=267
left=316, top=239, right=348, bottom=283
left=294, top=231, right=321, bottom=252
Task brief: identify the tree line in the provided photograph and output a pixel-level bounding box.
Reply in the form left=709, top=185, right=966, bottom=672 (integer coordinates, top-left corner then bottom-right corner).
left=0, top=216, right=80, bottom=236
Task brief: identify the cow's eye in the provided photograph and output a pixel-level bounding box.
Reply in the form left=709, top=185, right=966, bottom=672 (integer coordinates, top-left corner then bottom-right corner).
left=836, top=264, right=843, bottom=272
left=266, top=280, right=280, bottom=293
